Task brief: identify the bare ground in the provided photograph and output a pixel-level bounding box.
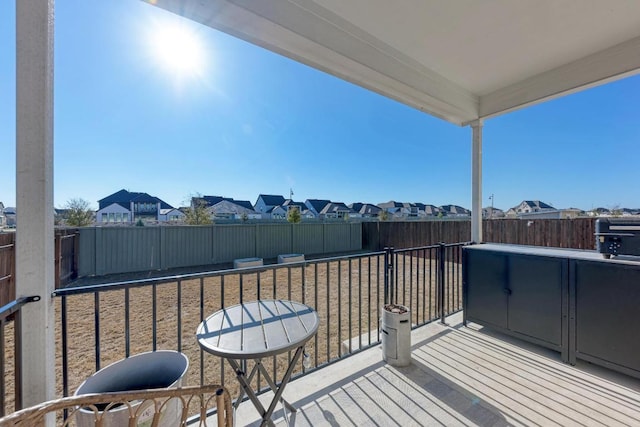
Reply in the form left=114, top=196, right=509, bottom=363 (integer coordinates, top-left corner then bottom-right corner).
left=2, top=254, right=462, bottom=419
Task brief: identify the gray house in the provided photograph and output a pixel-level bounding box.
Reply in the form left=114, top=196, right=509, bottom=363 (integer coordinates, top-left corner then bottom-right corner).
left=207, top=200, right=261, bottom=220
left=506, top=200, right=555, bottom=217
left=320, top=202, right=356, bottom=219
left=255, top=194, right=286, bottom=218
left=350, top=203, right=382, bottom=218
left=305, top=199, right=331, bottom=218
left=439, top=205, right=471, bottom=217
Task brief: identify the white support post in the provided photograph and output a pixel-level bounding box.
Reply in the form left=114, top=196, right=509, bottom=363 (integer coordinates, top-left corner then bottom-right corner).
left=471, top=120, right=483, bottom=243
left=16, top=0, right=55, bottom=413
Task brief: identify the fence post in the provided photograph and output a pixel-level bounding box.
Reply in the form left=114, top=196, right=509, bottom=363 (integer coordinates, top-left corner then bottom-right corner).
left=438, top=242, right=446, bottom=324
left=72, top=231, right=79, bottom=282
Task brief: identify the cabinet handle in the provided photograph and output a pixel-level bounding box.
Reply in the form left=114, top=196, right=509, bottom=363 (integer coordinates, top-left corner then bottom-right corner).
left=503, top=288, right=512, bottom=295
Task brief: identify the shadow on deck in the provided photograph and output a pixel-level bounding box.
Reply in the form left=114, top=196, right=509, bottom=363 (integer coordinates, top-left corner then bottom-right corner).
left=232, top=312, right=640, bottom=426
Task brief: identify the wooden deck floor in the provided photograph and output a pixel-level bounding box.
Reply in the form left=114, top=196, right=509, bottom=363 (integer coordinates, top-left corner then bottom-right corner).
left=232, top=312, right=640, bottom=426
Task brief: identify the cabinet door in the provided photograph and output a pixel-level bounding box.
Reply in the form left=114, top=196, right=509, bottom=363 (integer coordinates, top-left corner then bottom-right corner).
left=465, top=250, right=508, bottom=329
left=575, top=261, right=640, bottom=372
left=508, top=255, right=565, bottom=346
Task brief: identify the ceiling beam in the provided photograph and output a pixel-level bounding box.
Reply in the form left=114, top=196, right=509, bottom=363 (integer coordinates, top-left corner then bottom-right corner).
left=479, top=35, right=640, bottom=120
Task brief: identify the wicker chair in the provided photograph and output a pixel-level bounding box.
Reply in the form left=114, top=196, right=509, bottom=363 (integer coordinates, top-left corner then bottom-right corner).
left=0, top=384, right=232, bottom=427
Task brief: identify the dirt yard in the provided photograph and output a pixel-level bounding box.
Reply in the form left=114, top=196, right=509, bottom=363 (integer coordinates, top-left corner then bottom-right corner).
left=2, top=253, right=462, bottom=419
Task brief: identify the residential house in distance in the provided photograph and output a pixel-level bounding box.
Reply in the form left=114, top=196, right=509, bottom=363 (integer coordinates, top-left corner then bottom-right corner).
left=483, top=207, right=505, bottom=219
left=193, top=195, right=233, bottom=207
left=349, top=203, right=382, bottom=218
left=305, top=199, right=332, bottom=219
left=97, top=189, right=173, bottom=224
left=377, top=201, right=405, bottom=218
left=320, top=202, right=358, bottom=219
left=269, top=205, right=288, bottom=220
left=506, top=200, right=556, bottom=218
left=588, top=207, right=611, bottom=217
left=621, top=208, right=640, bottom=217
left=158, top=208, right=186, bottom=222
left=439, top=205, right=471, bottom=217
left=422, top=204, right=442, bottom=217
left=377, top=201, right=444, bottom=219
left=254, top=194, right=286, bottom=218
left=517, top=208, right=584, bottom=219
left=281, top=199, right=314, bottom=219
left=206, top=199, right=261, bottom=220
left=3, top=206, right=16, bottom=227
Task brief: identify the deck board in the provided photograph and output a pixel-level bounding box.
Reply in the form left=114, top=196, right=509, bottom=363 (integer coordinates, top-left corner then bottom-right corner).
left=229, top=312, right=640, bottom=426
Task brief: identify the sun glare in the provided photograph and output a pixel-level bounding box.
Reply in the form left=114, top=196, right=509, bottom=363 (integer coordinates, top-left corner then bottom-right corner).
left=150, top=23, right=205, bottom=78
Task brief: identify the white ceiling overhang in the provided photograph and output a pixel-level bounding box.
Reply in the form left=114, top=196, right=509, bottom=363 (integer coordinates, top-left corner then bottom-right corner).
left=148, top=0, right=640, bottom=126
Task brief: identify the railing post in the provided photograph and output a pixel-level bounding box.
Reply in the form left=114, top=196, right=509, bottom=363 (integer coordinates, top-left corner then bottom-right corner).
left=438, top=243, right=446, bottom=324
left=383, top=247, right=395, bottom=305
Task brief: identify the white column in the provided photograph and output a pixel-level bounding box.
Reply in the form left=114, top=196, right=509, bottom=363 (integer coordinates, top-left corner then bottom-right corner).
left=16, top=0, right=55, bottom=412
left=471, top=120, right=483, bottom=243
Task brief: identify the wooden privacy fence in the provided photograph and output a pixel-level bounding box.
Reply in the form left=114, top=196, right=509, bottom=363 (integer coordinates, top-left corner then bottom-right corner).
left=362, top=218, right=597, bottom=251
left=55, top=229, right=79, bottom=287
left=0, top=234, right=15, bottom=308
left=482, top=218, right=596, bottom=249
left=0, top=230, right=78, bottom=307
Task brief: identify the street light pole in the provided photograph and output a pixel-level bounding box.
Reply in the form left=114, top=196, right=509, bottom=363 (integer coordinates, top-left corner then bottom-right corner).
left=489, top=194, right=494, bottom=219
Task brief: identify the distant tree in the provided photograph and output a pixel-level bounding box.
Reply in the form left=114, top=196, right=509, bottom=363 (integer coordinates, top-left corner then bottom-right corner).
left=135, top=219, right=145, bottom=227
left=378, top=210, right=389, bottom=221
left=287, top=206, right=301, bottom=224
left=63, top=198, right=94, bottom=227
left=610, top=204, right=622, bottom=217
left=184, top=197, right=212, bottom=225
left=240, top=212, right=249, bottom=222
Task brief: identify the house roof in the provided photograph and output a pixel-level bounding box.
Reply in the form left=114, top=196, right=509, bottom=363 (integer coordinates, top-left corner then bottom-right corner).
left=233, top=200, right=255, bottom=210
left=378, top=201, right=404, bottom=209
left=320, top=202, right=352, bottom=215
left=159, top=208, right=184, bottom=215
left=256, top=194, right=286, bottom=206
left=150, top=1, right=640, bottom=126
left=306, top=199, right=332, bottom=213
left=100, top=189, right=173, bottom=209
left=440, top=205, right=470, bottom=215
left=423, top=205, right=441, bottom=215
left=208, top=200, right=258, bottom=215
left=518, top=200, right=556, bottom=210
left=359, top=204, right=382, bottom=215
left=195, top=196, right=234, bottom=207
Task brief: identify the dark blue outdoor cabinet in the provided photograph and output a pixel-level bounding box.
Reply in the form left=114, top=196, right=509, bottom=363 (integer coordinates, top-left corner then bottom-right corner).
left=463, top=244, right=569, bottom=362
left=573, top=260, right=640, bottom=377
left=464, top=243, right=640, bottom=379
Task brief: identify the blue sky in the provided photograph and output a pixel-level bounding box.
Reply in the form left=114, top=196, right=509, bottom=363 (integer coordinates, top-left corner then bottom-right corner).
left=1, top=1, right=638, bottom=212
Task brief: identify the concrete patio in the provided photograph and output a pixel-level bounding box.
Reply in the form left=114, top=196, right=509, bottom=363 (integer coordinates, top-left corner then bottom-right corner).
left=233, top=312, right=640, bottom=426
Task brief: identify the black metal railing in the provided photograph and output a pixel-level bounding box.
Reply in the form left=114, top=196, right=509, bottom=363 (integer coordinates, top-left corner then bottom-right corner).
left=386, top=242, right=468, bottom=324
left=52, top=244, right=467, bottom=408
left=0, top=295, right=40, bottom=416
